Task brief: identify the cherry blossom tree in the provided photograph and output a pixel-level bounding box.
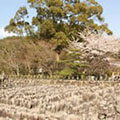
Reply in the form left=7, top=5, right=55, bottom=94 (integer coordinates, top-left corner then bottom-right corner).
left=70, top=29, right=120, bottom=55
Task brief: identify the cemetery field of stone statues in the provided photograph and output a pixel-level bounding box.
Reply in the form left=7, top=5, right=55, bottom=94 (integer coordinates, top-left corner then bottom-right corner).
left=0, top=78, right=120, bottom=120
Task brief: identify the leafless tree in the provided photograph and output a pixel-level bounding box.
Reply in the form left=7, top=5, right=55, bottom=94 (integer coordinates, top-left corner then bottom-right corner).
left=0, top=48, right=20, bottom=75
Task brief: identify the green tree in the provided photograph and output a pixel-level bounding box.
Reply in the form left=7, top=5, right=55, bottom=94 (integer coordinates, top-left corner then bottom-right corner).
left=5, top=7, right=33, bottom=36
left=57, top=48, right=90, bottom=78
left=6, top=0, right=112, bottom=38
left=40, top=20, right=56, bottom=39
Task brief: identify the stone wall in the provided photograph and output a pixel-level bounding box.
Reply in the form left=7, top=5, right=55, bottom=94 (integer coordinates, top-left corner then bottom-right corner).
left=0, top=76, right=120, bottom=89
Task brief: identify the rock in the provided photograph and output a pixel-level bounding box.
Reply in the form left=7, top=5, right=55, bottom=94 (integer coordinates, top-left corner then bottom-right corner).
left=98, top=113, right=107, bottom=120
left=115, top=104, right=120, bottom=114
left=115, top=114, right=120, bottom=120
left=65, top=114, right=81, bottom=120
left=27, top=101, right=33, bottom=109
left=114, top=99, right=120, bottom=114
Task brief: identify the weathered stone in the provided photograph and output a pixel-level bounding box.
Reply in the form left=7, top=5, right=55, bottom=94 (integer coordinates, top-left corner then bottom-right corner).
left=65, top=114, right=81, bottom=120
left=0, top=81, right=120, bottom=119
left=114, top=98, right=120, bottom=114
left=98, top=113, right=107, bottom=120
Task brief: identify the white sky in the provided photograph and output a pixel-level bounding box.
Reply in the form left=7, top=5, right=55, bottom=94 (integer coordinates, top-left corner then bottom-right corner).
left=0, top=28, right=16, bottom=38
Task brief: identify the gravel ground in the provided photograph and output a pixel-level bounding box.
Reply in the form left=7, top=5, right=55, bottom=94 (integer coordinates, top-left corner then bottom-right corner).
left=0, top=81, right=120, bottom=120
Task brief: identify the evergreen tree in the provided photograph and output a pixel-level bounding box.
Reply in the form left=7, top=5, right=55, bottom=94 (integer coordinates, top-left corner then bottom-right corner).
left=5, top=0, right=112, bottom=39
left=5, top=7, right=33, bottom=36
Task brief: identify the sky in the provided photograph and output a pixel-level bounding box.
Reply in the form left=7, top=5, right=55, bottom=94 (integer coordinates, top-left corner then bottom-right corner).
left=0, top=0, right=120, bottom=38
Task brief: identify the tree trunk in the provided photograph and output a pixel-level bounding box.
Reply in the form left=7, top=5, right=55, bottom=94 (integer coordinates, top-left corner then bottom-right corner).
left=56, top=53, right=60, bottom=62
left=16, top=66, right=20, bottom=76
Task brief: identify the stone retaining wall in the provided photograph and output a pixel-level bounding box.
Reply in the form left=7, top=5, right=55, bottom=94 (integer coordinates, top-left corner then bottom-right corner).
left=0, top=77, right=120, bottom=89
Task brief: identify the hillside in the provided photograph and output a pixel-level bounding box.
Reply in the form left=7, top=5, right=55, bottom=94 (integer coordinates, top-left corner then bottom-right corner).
left=0, top=37, right=58, bottom=75
left=1, top=33, right=120, bottom=79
